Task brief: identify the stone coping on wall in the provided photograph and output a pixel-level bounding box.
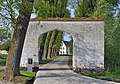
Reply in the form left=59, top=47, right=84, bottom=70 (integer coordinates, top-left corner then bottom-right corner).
left=30, top=18, right=104, bottom=21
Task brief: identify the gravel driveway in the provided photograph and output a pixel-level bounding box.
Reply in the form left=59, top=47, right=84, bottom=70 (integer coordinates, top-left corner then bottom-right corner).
left=33, top=56, right=119, bottom=84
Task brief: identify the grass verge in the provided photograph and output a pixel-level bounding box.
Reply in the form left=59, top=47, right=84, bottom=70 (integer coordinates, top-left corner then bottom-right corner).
left=41, top=56, right=60, bottom=65
left=67, top=55, right=120, bottom=82
left=79, top=71, right=120, bottom=82
left=14, top=70, right=36, bottom=84
left=0, top=70, right=36, bottom=84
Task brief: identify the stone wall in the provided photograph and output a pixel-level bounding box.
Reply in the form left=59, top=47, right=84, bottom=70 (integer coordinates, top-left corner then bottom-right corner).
left=20, top=20, right=104, bottom=71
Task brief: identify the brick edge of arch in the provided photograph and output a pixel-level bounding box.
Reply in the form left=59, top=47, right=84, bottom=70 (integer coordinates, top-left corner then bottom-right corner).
left=30, top=18, right=104, bottom=21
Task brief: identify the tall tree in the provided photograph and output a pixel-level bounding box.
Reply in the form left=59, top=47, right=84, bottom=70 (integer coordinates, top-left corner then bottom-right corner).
left=35, top=0, right=70, bottom=60
left=69, top=37, right=73, bottom=54
left=38, top=33, right=47, bottom=63
left=74, top=0, right=120, bottom=72
left=74, top=0, right=98, bottom=17
left=34, top=0, right=70, bottom=18
left=53, top=31, right=63, bottom=56
left=47, top=30, right=58, bottom=58
left=43, top=32, right=52, bottom=59
left=1, top=0, right=35, bottom=81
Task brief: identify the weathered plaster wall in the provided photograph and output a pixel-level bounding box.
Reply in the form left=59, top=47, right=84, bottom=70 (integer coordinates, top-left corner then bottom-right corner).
left=20, top=20, right=104, bottom=71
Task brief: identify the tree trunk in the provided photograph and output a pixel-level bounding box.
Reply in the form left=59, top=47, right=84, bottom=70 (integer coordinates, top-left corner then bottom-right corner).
left=43, top=32, right=52, bottom=59
left=4, top=0, right=34, bottom=81
left=47, top=30, right=58, bottom=58
left=39, top=33, right=47, bottom=63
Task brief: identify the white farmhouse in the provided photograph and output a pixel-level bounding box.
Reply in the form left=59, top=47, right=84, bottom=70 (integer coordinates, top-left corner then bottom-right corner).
left=59, top=41, right=71, bottom=55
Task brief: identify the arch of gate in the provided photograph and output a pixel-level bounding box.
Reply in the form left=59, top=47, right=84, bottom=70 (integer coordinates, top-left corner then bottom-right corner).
left=20, top=18, right=104, bottom=71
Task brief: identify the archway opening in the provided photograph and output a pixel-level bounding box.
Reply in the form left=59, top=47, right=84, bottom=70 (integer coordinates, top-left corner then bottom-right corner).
left=38, top=29, right=73, bottom=69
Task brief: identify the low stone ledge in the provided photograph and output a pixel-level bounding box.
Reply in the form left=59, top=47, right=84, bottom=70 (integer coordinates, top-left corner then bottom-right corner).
left=20, top=67, right=39, bottom=72
left=73, top=67, right=104, bottom=74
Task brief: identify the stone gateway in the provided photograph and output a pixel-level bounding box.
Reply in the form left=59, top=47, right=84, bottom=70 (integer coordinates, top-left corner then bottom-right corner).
left=20, top=18, right=104, bottom=72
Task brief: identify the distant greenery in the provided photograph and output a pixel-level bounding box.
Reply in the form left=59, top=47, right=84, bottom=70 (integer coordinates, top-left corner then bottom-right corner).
left=0, top=54, right=8, bottom=58
left=0, top=60, right=6, bottom=66
left=0, top=40, right=11, bottom=51
left=0, top=54, right=8, bottom=66
left=70, top=38, right=73, bottom=54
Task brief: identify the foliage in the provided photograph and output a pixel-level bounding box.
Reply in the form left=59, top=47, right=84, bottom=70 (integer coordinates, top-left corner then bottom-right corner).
left=74, top=0, right=97, bottom=17
left=38, top=33, right=47, bottom=63
left=0, top=54, right=8, bottom=58
left=0, top=40, right=11, bottom=51
left=69, top=37, right=73, bottom=54
left=53, top=31, right=63, bottom=53
left=47, top=30, right=58, bottom=58
left=34, top=0, right=70, bottom=18
left=43, top=32, right=52, bottom=59
left=0, top=27, right=11, bottom=42
left=91, top=0, right=120, bottom=72
left=0, top=60, right=6, bottom=66
left=0, top=0, right=35, bottom=81
left=73, top=0, right=120, bottom=73
left=36, top=0, right=70, bottom=60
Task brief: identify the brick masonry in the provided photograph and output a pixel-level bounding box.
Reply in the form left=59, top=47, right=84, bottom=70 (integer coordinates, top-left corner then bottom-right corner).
left=20, top=19, right=104, bottom=71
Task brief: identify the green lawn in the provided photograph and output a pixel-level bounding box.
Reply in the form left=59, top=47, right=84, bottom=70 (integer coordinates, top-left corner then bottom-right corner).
left=0, top=55, right=60, bottom=83
left=0, top=60, right=6, bottom=66
left=0, top=54, right=7, bottom=66
left=0, top=71, right=5, bottom=79
left=80, top=72, right=120, bottom=82
left=14, top=70, right=36, bottom=84
left=42, top=56, right=60, bottom=65
left=0, top=54, right=8, bottom=58
left=0, top=54, right=36, bottom=83
left=0, top=70, right=36, bottom=84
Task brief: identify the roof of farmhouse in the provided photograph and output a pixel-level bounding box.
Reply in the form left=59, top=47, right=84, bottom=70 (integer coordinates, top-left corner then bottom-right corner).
left=63, top=41, right=70, bottom=47
left=30, top=18, right=104, bottom=21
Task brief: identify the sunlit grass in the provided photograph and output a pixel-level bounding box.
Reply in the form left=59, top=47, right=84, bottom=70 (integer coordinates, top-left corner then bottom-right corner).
left=42, top=56, right=60, bottom=64
left=0, top=54, right=8, bottom=58
left=0, top=71, right=5, bottom=79
left=0, top=70, right=36, bottom=84
left=14, top=70, right=36, bottom=84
